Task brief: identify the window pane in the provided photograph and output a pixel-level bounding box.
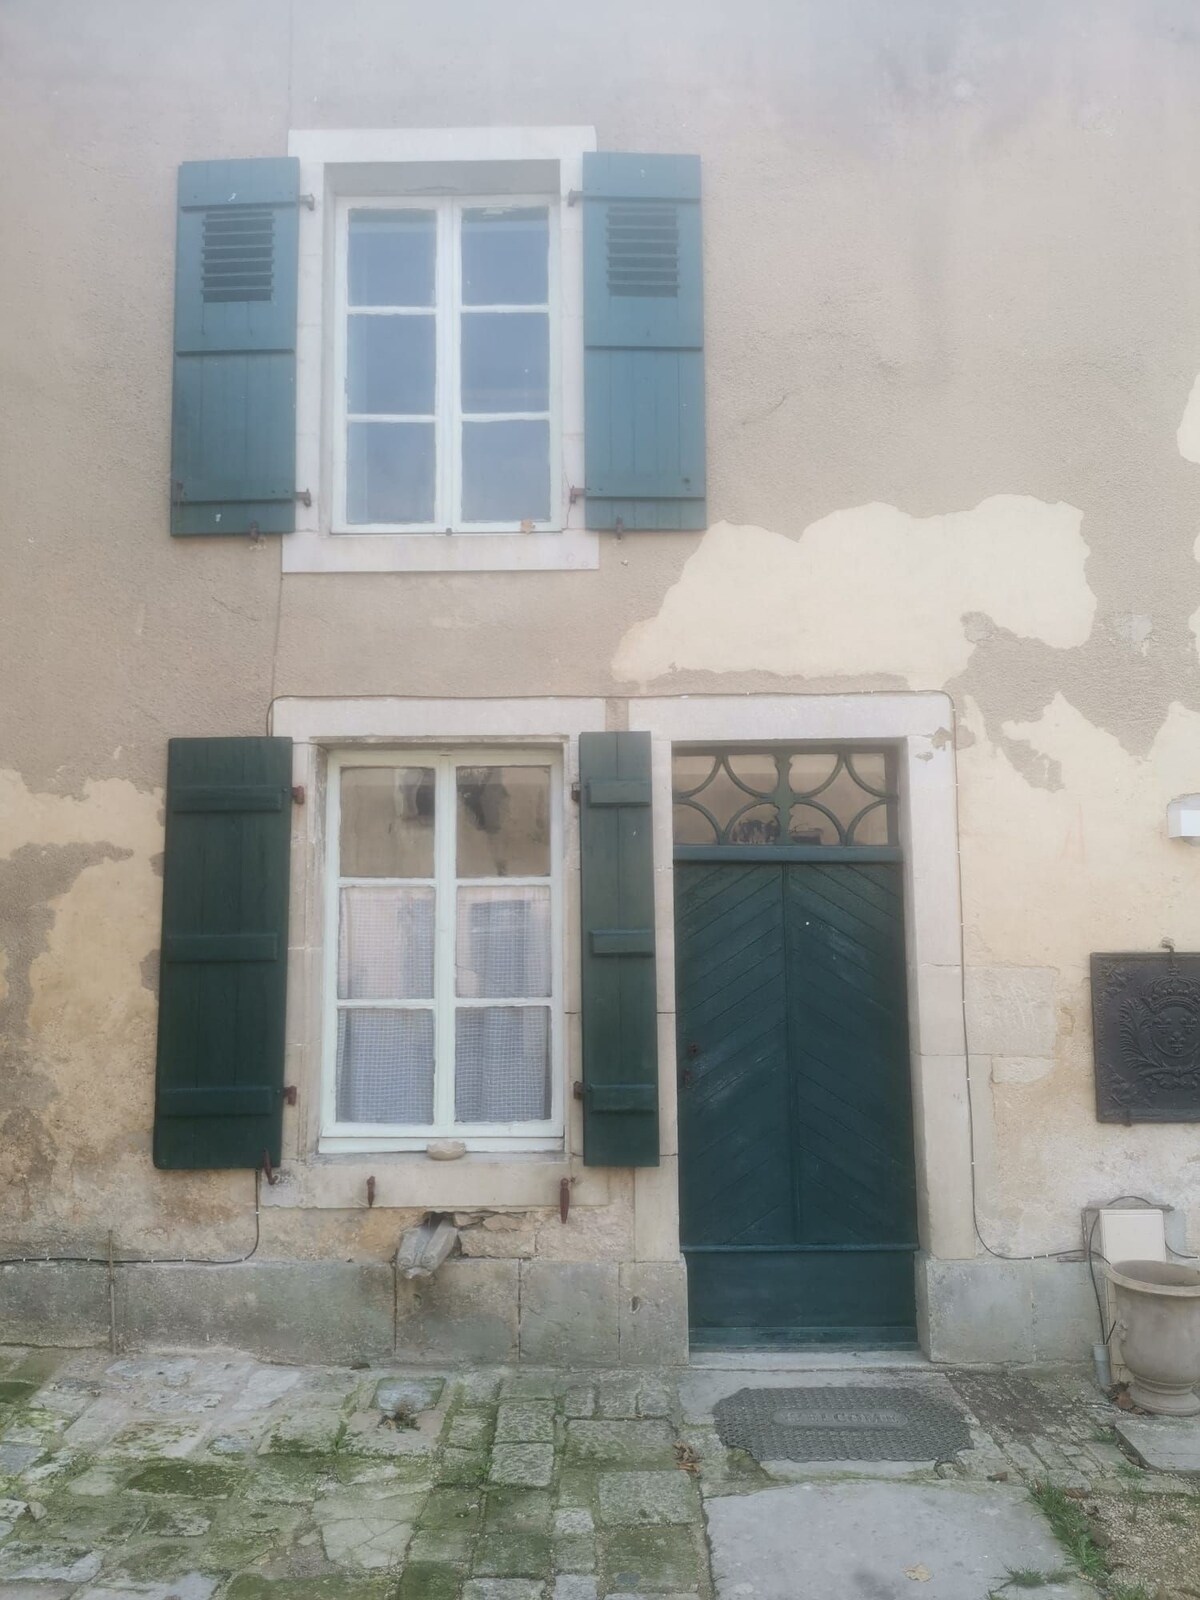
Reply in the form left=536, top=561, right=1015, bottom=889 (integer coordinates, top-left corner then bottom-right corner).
left=346, top=421, right=435, bottom=524
left=348, top=315, right=435, bottom=415
left=348, top=210, right=435, bottom=307
left=339, top=886, right=434, bottom=1000
left=461, top=420, right=550, bottom=523
left=456, top=765, right=550, bottom=877
left=456, top=886, right=550, bottom=998
left=462, top=207, right=548, bottom=305
left=337, top=1008, right=434, bottom=1124
left=461, top=312, right=549, bottom=412
left=340, top=766, right=435, bottom=877
left=455, top=1006, right=550, bottom=1123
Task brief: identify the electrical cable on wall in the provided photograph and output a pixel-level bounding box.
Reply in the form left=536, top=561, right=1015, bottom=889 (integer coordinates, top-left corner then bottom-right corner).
left=0, top=1170, right=262, bottom=1270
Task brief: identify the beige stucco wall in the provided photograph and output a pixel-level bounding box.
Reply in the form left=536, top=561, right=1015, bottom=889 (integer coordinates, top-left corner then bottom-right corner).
left=4, top=0, right=1200, bottom=1277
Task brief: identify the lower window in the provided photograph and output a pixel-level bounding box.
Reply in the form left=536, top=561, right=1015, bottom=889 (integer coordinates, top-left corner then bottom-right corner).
left=322, top=748, right=564, bottom=1150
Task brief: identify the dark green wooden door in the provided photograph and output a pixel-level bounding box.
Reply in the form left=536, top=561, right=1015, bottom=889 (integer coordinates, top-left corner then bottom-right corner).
left=676, top=860, right=917, bottom=1345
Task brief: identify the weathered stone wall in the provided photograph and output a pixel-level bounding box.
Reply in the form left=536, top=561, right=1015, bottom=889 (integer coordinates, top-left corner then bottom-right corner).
left=4, top=0, right=1200, bottom=1358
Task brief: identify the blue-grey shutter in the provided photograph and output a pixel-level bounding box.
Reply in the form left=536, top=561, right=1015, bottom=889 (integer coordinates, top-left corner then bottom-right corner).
left=582, top=153, right=705, bottom=532
left=171, top=158, right=300, bottom=536
left=579, top=732, right=660, bottom=1166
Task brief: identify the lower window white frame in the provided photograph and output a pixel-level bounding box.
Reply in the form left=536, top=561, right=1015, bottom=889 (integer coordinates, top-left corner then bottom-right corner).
left=320, top=746, right=565, bottom=1153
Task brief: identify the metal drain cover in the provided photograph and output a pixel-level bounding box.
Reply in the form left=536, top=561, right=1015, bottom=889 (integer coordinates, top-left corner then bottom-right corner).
left=712, top=1385, right=972, bottom=1462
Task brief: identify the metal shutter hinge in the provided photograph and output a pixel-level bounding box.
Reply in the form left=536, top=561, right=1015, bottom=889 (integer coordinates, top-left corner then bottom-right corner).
left=295, top=489, right=312, bottom=506
left=569, top=485, right=584, bottom=505
left=299, top=193, right=316, bottom=211
left=291, top=785, right=306, bottom=806
left=282, top=1085, right=298, bottom=1105
left=567, top=189, right=582, bottom=207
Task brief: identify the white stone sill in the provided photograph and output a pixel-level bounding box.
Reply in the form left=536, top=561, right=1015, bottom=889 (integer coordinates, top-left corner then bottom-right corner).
left=281, top=527, right=600, bottom=574
left=261, top=1153, right=611, bottom=1210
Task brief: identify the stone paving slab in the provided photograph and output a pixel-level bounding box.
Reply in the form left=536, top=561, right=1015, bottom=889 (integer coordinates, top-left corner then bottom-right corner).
left=1114, top=1413, right=1200, bottom=1476
left=705, top=1480, right=1099, bottom=1599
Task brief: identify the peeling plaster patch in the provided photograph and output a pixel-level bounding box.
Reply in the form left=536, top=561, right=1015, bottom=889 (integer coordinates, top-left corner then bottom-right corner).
left=1107, top=612, right=1153, bottom=658
left=612, top=497, right=1095, bottom=687
left=0, top=843, right=132, bottom=1033
left=0, top=770, right=161, bottom=861
left=963, top=691, right=1200, bottom=969
left=140, top=949, right=160, bottom=996
left=995, top=734, right=1063, bottom=792
left=1177, top=373, right=1200, bottom=463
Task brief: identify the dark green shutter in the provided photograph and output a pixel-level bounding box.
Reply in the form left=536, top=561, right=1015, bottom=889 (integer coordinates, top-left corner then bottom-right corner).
left=171, top=158, right=300, bottom=536
left=582, top=153, right=706, bottom=532
left=579, top=732, right=660, bottom=1166
left=154, top=737, right=293, bottom=1169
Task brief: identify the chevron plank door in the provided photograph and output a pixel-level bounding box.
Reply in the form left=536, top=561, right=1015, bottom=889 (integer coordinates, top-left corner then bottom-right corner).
left=676, top=860, right=918, bottom=1346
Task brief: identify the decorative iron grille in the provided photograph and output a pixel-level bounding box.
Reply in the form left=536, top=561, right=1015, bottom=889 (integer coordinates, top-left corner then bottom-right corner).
left=671, top=747, right=898, bottom=849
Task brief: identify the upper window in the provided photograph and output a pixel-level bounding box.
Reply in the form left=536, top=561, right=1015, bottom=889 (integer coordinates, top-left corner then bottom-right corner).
left=323, top=749, right=563, bottom=1151
left=334, top=199, right=559, bottom=534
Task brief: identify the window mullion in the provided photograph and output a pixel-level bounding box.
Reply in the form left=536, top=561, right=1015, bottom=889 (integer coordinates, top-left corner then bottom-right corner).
left=449, top=200, right=463, bottom=529
left=438, top=203, right=457, bottom=530
left=432, top=755, right=457, bottom=1129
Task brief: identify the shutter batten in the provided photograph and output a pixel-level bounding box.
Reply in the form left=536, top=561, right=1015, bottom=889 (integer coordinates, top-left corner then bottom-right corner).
left=579, top=732, right=660, bottom=1167
left=171, top=157, right=300, bottom=536
left=153, top=737, right=293, bottom=1170
left=582, top=153, right=706, bottom=532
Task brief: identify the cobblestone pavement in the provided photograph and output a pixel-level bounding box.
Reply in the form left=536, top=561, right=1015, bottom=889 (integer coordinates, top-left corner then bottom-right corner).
left=0, top=1345, right=1195, bottom=1600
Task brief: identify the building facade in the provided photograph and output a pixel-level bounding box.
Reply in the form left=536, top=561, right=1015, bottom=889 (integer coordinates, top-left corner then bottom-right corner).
left=4, top=0, right=1200, bottom=1366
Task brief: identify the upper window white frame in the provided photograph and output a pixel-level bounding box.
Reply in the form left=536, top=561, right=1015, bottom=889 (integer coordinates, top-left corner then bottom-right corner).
left=321, top=745, right=565, bottom=1153
left=286, top=126, right=598, bottom=574
left=333, top=195, right=560, bottom=535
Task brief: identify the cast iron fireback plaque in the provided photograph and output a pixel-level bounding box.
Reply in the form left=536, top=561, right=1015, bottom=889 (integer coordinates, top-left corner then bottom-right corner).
left=1092, top=951, right=1200, bottom=1122
left=712, top=1385, right=971, bottom=1463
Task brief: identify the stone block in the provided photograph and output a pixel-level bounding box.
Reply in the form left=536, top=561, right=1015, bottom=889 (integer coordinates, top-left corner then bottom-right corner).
left=963, top=966, right=1057, bottom=1057
left=518, top=1262, right=618, bottom=1366
left=1030, top=1259, right=1099, bottom=1362
left=488, top=1445, right=554, bottom=1489
left=494, top=1402, right=555, bottom=1444
left=462, top=1582, right=544, bottom=1600
left=482, top=1489, right=551, bottom=1534
left=618, top=1263, right=688, bottom=1367
left=472, top=1533, right=552, bottom=1578
left=564, top=1421, right=677, bottom=1468
left=602, top=1526, right=701, bottom=1590
left=396, top=1259, right=519, bottom=1365
left=0, top=1266, right=109, bottom=1349
left=553, top=1581, right=598, bottom=1600
left=596, top=1472, right=699, bottom=1526
left=920, top=1257, right=1035, bottom=1364
left=116, top=1262, right=394, bottom=1366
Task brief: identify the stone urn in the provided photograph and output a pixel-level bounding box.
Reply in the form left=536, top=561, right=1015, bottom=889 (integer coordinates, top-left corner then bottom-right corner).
left=1106, top=1259, right=1200, bottom=1417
